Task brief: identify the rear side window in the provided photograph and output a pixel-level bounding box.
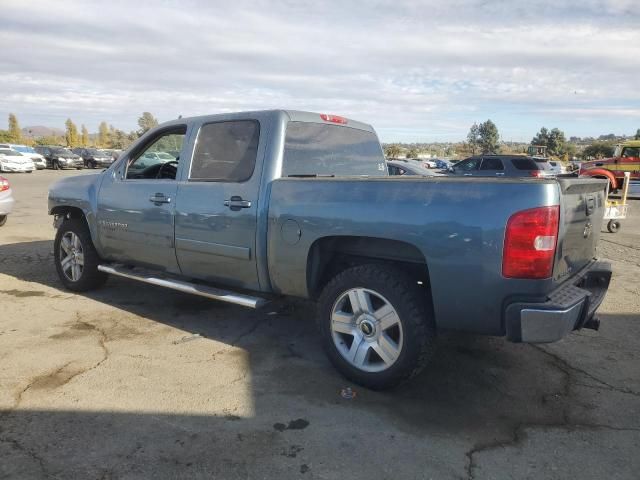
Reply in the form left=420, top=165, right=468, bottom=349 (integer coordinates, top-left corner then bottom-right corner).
left=511, top=157, right=539, bottom=170
left=480, top=158, right=504, bottom=170
left=190, top=120, right=260, bottom=182
left=283, top=122, right=386, bottom=177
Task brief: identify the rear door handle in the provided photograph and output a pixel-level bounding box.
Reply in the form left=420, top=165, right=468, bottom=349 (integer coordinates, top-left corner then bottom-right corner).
left=496, top=172, right=505, bottom=176
left=149, top=193, right=171, bottom=204
left=224, top=196, right=252, bottom=209
left=463, top=173, right=473, bottom=176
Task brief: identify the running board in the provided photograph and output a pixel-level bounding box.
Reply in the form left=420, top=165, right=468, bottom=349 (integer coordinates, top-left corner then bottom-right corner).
left=97, top=264, right=268, bottom=309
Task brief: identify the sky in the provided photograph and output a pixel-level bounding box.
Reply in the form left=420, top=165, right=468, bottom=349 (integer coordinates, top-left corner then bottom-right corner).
left=1, top=0, right=639, bottom=142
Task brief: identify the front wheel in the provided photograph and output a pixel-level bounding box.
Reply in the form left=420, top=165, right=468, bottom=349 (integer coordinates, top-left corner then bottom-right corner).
left=607, top=220, right=620, bottom=233
left=54, top=218, right=107, bottom=291
left=317, top=264, right=436, bottom=390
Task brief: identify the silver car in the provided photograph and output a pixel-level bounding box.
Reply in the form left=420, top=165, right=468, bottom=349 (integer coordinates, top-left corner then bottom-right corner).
left=0, top=176, right=14, bottom=226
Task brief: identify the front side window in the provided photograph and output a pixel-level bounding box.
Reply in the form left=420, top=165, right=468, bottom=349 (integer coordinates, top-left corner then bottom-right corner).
left=455, top=158, right=481, bottom=171
left=622, top=147, right=639, bottom=158
left=126, top=128, right=185, bottom=180
left=282, top=122, right=386, bottom=177
left=189, top=120, right=260, bottom=182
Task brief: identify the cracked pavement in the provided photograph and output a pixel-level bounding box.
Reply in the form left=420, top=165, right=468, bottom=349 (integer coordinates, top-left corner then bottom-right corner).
left=1, top=170, right=639, bottom=479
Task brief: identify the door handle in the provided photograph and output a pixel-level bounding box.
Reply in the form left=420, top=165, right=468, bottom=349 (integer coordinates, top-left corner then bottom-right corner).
left=463, top=173, right=473, bottom=176
left=496, top=172, right=505, bottom=176
left=149, top=193, right=171, bottom=204
left=224, top=196, right=252, bottom=209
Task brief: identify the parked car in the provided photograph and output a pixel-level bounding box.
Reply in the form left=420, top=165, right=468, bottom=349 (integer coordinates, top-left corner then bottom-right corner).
left=72, top=148, right=114, bottom=169
left=0, top=175, right=14, bottom=226
left=34, top=146, right=84, bottom=170
left=533, top=159, right=566, bottom=175
left=446, top=155, right=551, bottom=178
left=433, top=159, right=451, bottom=170
left=101, top=149, right=123, bottom=162
left=0, top=144, right=46, bottom=169
left=48, top=109, right=611, bottom=390
left=422, top=159, right=437, bottom=168
left=0, top=149, right=35, bottom=173
left=387, top=160, right=443, bottom=176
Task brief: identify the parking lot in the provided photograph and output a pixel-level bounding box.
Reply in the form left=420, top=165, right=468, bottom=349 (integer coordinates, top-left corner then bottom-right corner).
left=1, top=169, right=638, bottom=479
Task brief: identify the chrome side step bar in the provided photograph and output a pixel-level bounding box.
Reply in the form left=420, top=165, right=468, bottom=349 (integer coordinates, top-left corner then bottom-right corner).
left=97, top=264, right=268, bottom=309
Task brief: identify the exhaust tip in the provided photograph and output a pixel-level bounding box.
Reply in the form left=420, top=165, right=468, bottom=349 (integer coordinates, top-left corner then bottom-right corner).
left=583, top=316, right=600, bottom=331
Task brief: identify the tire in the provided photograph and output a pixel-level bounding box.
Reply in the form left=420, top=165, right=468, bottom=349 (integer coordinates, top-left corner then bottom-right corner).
left=54, top=217, right=107, bottom=292
left=317, top=264, right=436, bottom=390
left=607, top=220, right=620, bottom=233
left=0, top=215, right=6, bottom=227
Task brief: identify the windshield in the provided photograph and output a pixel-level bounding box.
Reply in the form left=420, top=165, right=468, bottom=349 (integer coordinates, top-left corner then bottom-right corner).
left=87, top=149, right=108, bottom=156
left=51, top=148, right=74, bottom=156
left=282, top=122, right=386, bottom=177
left=14, top=146, right=36, bottom=154
left=0, top=149, right=20, bottom=156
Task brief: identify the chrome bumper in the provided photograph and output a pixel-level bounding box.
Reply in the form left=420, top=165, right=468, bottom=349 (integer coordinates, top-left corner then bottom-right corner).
left=505, top=261, right=612, bottom=343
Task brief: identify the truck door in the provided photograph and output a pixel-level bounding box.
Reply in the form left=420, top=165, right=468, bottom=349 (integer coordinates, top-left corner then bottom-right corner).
left=174, top=119, right=264, bottom=291
left=96, top=125, right=187, bottom=271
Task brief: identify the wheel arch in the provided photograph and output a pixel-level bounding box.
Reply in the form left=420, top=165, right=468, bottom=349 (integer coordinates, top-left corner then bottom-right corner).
left=50, top=205, right=98, bottom=245
left=306, top=235, right=434, bottom=310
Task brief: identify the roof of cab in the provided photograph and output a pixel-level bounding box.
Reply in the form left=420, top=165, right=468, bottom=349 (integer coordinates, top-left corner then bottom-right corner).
left=158, top=109, right=376, bottom=133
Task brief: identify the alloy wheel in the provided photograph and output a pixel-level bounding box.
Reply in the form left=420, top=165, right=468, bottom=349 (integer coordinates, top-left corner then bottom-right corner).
left=330, top=288, right=404, bottom=373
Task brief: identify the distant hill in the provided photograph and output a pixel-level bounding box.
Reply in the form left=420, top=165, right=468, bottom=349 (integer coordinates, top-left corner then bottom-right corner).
left=21, top=126, right=65, bottom=138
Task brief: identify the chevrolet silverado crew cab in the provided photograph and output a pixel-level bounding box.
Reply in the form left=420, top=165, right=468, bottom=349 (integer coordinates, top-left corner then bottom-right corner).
left=48, top=110, right=611, bottom=389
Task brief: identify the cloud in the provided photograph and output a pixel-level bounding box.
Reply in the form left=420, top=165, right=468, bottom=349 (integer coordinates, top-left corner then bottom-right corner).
left=1, top=0, right=639, bottom=141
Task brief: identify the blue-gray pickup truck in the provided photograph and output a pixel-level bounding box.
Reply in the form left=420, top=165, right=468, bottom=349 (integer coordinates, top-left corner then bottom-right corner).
left=48, top=110, right=611, bottom=389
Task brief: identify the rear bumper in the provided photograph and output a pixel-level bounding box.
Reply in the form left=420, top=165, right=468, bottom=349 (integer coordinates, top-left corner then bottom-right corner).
left=0, top=193, right=15, bottom=215
left=505, top=261, right=612, bottom=343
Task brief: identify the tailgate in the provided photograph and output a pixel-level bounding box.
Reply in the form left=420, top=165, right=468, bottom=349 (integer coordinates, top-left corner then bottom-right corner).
left=554, top=178, right=607, bottom=283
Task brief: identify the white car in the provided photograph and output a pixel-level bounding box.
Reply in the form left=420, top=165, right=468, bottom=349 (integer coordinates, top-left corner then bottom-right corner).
left=0, top=149, right=35, bottom=173
left=0, top=176, right=14, bottom=226
left=0, top=144, right=47, bottom=169
left=422, top=159, right=437, bottom=168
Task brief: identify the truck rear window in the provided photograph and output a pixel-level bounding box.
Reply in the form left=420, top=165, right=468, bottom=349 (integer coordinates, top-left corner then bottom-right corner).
left=282, top=122, right=386, bottom=177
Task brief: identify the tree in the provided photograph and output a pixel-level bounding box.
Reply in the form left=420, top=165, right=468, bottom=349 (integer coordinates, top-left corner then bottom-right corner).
left=478, top=120, right=499, bottom=154
left=8, top=113, right=21, bottom=142
left=65, top=119, right=79, bottom=147
left=81, top=125, right=89, bottom=146
left=137, top=112, right=159, bottom=136
left=467, top=123, right=480, bottom=154
left=635, top=129, right=640, bottom=140
left=531, top=127, right=569, bottom=157
left=0, top=130, right=12, bottom=143
left=98, top=121, right=110, bottom=148
left=583, top=142, right=615, bottom=159
left=383, top=144, right=402, bottom=159
left=406, top=147, right=419, bottom=159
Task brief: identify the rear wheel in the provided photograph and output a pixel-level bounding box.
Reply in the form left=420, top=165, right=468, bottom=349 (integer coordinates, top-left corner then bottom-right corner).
left=54, top=218, right=107, bottom=291
left=0, top=215, right=7, bottom=227
left=607, top=220, right=620, bottom=233
left=317, top=264, right=436, bottom=390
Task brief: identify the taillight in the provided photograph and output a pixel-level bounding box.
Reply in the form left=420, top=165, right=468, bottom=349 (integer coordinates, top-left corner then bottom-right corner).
left=0, top=176, right=9, bottom=192
left=320, top=114, right=348, bottom=124
left=502, top=206, right=559, bottom=279
left=529, top=170, right=543, bottom=178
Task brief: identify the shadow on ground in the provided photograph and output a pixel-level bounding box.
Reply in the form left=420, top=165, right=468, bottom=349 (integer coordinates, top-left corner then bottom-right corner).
left=2, top=240, right=638, bottom=478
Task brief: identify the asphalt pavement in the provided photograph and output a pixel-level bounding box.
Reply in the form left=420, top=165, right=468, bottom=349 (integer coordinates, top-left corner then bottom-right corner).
left=1, top=169, right=638, bottom=479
